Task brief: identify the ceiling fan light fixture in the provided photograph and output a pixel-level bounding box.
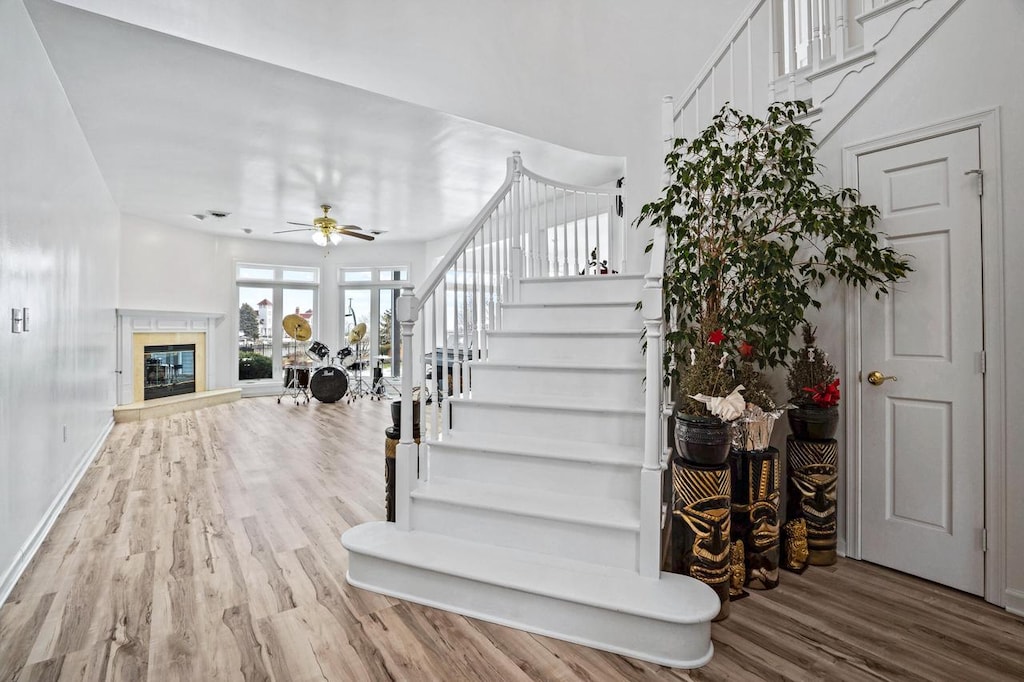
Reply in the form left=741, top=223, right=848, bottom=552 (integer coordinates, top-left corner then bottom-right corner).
left=311, top=230, right=329, bottom=247
left=329, top=231, right=343, bottom=245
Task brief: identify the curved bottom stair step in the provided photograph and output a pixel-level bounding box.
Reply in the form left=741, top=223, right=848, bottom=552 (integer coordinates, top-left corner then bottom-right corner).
left=342, top=522, right=719, bottom=668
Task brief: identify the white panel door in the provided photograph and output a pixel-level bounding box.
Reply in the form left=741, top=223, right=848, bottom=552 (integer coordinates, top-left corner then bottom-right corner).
left=857, top=129, right=985, bottom=595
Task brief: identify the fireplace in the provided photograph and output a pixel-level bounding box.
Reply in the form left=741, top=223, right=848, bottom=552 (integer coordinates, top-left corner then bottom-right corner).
left=144, top=343, right=196, bottom=400
left=117, top=310, right=221, bottom=405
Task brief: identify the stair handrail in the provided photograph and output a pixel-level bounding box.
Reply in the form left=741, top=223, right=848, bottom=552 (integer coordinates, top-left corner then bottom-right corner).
left=395, top=152, right=628, bottom=532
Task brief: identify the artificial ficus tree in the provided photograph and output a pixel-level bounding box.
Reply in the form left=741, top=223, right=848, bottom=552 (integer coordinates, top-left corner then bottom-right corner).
left=638, top=100, right=911, bottom=391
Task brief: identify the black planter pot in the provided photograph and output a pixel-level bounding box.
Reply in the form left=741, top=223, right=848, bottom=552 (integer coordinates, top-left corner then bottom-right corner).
left=674, top=413, right=732, bottom=465
left=390, top=399, right=421, bottom=440
left=787, top=405, right=839, bottom=441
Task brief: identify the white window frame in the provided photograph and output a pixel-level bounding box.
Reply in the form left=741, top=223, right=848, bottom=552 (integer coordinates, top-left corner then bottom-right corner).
left=236, top=263, right=320, bottom=384
left=339, top=266, right=411, bottom=380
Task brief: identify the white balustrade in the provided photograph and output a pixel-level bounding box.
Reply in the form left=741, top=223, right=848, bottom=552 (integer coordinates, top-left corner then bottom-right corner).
left=674, top=0, right=895, bottom=137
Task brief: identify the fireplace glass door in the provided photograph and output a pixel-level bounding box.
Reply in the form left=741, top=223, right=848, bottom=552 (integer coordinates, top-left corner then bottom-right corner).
left=144, top=344, right=196, bottom=400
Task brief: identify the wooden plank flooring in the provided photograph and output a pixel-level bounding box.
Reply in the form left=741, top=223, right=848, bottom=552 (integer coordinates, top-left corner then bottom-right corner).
left=2, top=397, right=1022, bottom=681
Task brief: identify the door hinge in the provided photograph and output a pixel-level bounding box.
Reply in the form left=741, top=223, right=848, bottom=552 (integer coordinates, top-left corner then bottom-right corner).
left=965, top=169, right=984, bottom=196
left=980, top=350, right=987, bottom=374
left=981, top=528, right=988, bottom=553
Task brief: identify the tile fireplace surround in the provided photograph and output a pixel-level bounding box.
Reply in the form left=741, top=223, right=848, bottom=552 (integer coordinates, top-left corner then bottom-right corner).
left=115, top=309, right=224, bottom=406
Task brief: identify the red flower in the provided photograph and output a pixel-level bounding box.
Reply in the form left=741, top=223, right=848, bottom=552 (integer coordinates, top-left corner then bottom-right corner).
left=739, top=341, right=755, bottom=358
left=802, top=378, right=841, bottom=408
left=708, top=329, right=725, bottom=345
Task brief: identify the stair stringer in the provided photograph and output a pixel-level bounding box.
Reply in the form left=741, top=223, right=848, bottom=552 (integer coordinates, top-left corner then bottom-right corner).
left=808, top=0, right=966, bottom=145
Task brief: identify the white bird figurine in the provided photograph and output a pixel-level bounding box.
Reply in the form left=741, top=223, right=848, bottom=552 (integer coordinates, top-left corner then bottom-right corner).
left=689, top=385, right=747, bottom=421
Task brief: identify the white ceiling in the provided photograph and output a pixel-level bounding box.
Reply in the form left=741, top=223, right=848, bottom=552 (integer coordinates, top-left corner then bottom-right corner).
left=26, top=0, right=625, bottom=243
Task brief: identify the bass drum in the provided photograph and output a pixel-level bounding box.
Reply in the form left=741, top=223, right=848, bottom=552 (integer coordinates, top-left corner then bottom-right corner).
left=310, top=366, right=349, bottom=403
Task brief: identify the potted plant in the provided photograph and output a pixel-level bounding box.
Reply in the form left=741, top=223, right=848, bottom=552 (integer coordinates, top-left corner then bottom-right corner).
left=637, top=100, right=910, bottom=420
left=732, top=349, right=786, bottom=452
left=786, top=323, right=840, bottom=440
left=674, top=328, right=745, bottom=465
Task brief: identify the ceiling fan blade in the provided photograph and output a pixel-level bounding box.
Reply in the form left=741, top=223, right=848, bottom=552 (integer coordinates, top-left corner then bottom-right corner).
left=338, top=224, right=363, bottom=231
left=339, top=229, right=375, bottom=241
left=286, top=221, right=313, bottom=227
left=273, top=228, right=313, bottom=234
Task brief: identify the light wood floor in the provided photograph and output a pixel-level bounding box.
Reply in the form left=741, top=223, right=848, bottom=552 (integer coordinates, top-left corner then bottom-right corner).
left=2, top=397, right=1022, bottom=681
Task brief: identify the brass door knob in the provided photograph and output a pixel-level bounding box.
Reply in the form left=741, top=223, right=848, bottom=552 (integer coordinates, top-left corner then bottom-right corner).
left=867, top=371, right=898, bottom=386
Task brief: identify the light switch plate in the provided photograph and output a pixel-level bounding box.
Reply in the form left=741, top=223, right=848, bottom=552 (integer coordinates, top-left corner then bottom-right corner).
left=11, top=308, right=22, bottom=333
left=22, top=307, right=29, bottom=332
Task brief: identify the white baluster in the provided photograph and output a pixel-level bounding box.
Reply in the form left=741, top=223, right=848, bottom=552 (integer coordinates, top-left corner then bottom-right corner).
left=768, top=0, right=779, bottom=102
left=573, top=191, right=580, bottom=276
left=430, top=293, right=438, bottom=438
left=561, top=189, right=569, bottom=276
left=833, top=0, right=846, bottom=62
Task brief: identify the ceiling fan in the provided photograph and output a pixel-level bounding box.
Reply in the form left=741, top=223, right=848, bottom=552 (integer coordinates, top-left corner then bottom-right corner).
left=274, top=204, right=376, bottom=246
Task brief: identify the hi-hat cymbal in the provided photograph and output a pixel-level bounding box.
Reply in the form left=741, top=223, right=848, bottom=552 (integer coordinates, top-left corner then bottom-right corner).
left=347, top=322, right=367, bottom=344
left=283, top=314, right=312, bottom=341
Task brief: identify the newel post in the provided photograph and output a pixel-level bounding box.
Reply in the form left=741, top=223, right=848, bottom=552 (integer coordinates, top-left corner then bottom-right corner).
left=639, top=234, right=666, bottom=578
left=396, top=287, right=419, bottom=530
left=510, top=151, right=524, bottom=303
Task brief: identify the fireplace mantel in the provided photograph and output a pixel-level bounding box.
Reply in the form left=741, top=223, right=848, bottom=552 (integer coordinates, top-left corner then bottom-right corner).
left=116, top=309, right=225, bottom=405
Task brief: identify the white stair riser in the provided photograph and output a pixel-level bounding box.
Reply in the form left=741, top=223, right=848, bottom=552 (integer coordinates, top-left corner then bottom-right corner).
left=346, top=554, right=715, bottom=669
left=502, top=305, right=641, bottom=331
left=519, top=277, right=642, bottom=304
left=410, top=499, right=638, bottom=570
left=469, top=365, right=645, bottom=408
left=487, top=333, right=641, bottom=363
left=428, top=446, right=641, bottom=503
left=450, top=402, right=644, bottom=447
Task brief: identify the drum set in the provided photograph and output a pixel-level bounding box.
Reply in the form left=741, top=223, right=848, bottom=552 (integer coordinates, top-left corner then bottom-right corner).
left=277, top=313, right=377, bottom=405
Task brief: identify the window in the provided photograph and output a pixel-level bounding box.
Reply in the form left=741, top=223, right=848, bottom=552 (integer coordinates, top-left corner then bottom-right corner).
left=237, top=264, right=319, bottom=382
left=339, top=267, right=410, bottom=382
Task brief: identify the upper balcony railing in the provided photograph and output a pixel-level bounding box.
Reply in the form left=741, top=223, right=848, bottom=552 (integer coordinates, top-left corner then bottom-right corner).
left=673, top=0, right=904, bottom=140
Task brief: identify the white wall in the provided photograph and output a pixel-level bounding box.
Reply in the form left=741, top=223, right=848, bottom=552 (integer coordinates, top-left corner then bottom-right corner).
left=119, top=216, right=429, bottom=390
left=55, top=0, right=749, bottom=271
left=809, top=0, right=1024, bottom=611
left=0, top=0, right=120, bottom=598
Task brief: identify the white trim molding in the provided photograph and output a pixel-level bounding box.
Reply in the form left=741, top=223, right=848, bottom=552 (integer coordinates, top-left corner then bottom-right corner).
left=0, top=418, right=115, bottom=606
left=1006, top=589, right=1024, bottom=618
left=116, top=309, right=225, bottom=405
left=842, top=107, right=1007, bottom=607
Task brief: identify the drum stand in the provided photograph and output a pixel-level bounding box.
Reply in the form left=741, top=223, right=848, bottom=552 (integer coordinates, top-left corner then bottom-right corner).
left=278, top=367, right=310, bottom=405
left=346, top=337, right=375, bottom=402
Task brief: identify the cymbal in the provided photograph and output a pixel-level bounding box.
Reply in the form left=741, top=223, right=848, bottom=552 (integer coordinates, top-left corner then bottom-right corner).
left=347, top=322, right=367, bottom=344
left=283, top=314, right=312, bottom=341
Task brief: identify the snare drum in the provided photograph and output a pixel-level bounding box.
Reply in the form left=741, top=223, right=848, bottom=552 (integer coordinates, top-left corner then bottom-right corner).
left=283, top=365, right=311, bottom=389
left=307, top=341, right=331, bottom=362
left=310, top=366, right=349, bottom=403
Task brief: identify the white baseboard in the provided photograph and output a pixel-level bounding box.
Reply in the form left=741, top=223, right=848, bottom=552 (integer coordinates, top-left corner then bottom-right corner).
left=1005, top=588, right=1024, bottom=617
left=0, top=417, right=114, bottom=606
left=239, top=381, right=282, bottom=398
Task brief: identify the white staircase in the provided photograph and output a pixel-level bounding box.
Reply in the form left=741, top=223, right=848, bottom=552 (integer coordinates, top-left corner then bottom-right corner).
left=344, top=273, right=718, bottom=666
left=343, top=157, right=719, bottom=668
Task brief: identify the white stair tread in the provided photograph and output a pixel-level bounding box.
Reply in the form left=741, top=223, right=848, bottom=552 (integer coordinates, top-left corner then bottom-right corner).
left=411, top=477, right=639, bottom=530
left=431, top=430, right=641, bottom=467
left=489, top=328, right=639, bottom=337
left=343, top=522, right=718, bottom=624
left=465, top=359, right=644, bottom=372
left=449, top=395, right=644, bottom=415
